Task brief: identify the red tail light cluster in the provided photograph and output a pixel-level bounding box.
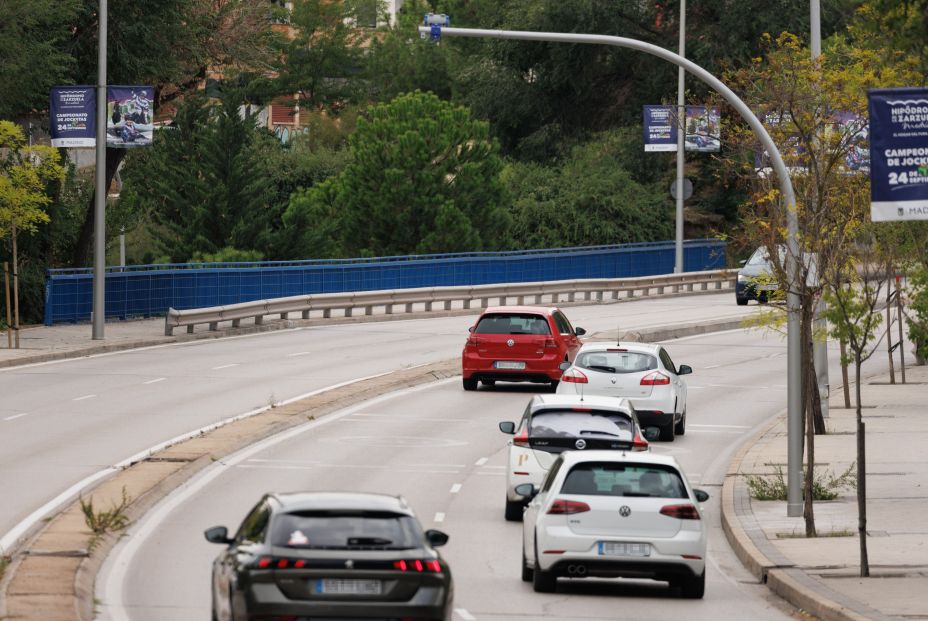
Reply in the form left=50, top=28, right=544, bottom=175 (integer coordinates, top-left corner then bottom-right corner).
left=660, top=504, right=701, bottom=520
left=640, top=371, right=670, bottom=386
left=393, top=559, right=442, bottom=573
left=513, top=427, right=530, bottom=447
left=631, top=432, right=649, bottom=452
left=544, top=338, right=559, bottom=349
left=561, top=368, right=588, bottom=384
left=465, top=336, right=479, bottom=348
left=548, top=499, right=591, bottom=514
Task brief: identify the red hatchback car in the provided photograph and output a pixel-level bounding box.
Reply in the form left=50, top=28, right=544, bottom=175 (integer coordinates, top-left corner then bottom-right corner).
left=461, top=306, right=586, bottom=390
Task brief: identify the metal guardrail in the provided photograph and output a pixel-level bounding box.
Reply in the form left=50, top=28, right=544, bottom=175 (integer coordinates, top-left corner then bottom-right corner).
left=164, top=269, right=738, bottom=336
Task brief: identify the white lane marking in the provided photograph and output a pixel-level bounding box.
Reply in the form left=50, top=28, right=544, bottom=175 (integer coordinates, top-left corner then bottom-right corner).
left=455, top=608, right=476, bottom=621
left=246, top=459, right=465, bottom=469
left=97, top=378, right=457, bottom=621
left=474, top=457, right=488, bottom=466
left=686, top=430, right=744, bottom=435
left=211, top=363, right=239, bottom=370
left=2, top=368, right=414, bottom=561
left=239, top=464, right=462, bottom=474
left=434, top=512, right=445, bottom=523
left=73, top=394, right=96, bottom=401
left=704, top=364, right=721, bottom=369
left=3, top=413, right=28, bottom=421
left=450, top=483, right=462, bottom=494
left=689, top=424, right=751, bottom=429
left=345, top=416, right=471, bottom=423
left=143, top=377, right=166, bottom=385
left=286, top=351, right=312, bottom=357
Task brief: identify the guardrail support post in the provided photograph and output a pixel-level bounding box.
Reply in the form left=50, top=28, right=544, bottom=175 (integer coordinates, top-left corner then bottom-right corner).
left=255, top=316, right=263, bottom=325
left=464, top=299, right=472, bottom=309
left=209, top=321, right=218, bottom=331
left=405, top=303, right=413, bottom=313
left=186, top=325, right=194, bottom=334
left=425, top=301, right=433, bottom=312
left=517, top=295, right=524, bottom=305
left=385, top=304, right=393, bottom=314
left=324, top=309, right=331, bottom=319
left=345, top=307, right=353, bottom=317
left=365, top=305, right=373, bottom=316
left=232, top=319, right=241, bottom=327
left=164, top=324, right=173, bottom=337
left=301, top=310, right=309, bottom=319
left=443, top=300, right=451, bottom=311
left=280, top=312, right=288, bottom=320
left=481, top=298, right=488, bottom=308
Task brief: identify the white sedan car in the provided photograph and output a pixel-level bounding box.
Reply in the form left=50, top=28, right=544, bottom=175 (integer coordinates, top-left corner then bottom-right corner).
left=498, top=394, right=652, bottom=521
left=519, top=450, right=708, bottom=598
left=555, top=342, right=691, bottom=441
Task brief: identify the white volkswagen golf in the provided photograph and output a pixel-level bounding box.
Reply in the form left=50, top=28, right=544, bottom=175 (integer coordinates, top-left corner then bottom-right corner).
left=555, top=342, right=692, bottom=441
left=498, top=395, right=652, bottom=521
left=519, top=450, right=708, bottom=598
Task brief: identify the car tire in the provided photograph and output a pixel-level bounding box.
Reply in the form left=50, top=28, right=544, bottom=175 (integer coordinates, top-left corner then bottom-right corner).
left=521, top=550, right=533, bottom=582
left=675, top=409, right=686, bottom=436
left=462, top=376, right=478, bottom=391
left=758, top=292, right=769, bottom=304
left=679, top=570, right=706, bottom=599
left=505, top=497, right=524, bottom=522
left=532, top=539, right=557, bottom=593
left=659, top=420, right=675, bottom=442
left=736, top=296, right=748, bottom=306
left=481, top=379, right=496, bottom=386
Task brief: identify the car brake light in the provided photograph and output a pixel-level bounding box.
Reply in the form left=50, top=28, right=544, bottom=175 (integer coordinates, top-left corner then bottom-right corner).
left=465, top=336, right=479, bottom=348
left=256, top=557, right=272, bottom=569
left=561, top=368, right=588, bottom=384
left=632, top=432, right=649, bottom=452
left=607, top=348, right=628, bottom=352
left=572, top=407, right=591, bottom=412
left=544, top=338, right=559, bottom=348
left=640, top=371, right=670, bottom=386
left=548, top=499, right=591, bottom=514
left=393, top=559, right=443, bottom=573
left=513, top=427, right=529, bottom=447
left=277, top=559, right=289, bottom=569
left=660, top=504, right=701, bottom=520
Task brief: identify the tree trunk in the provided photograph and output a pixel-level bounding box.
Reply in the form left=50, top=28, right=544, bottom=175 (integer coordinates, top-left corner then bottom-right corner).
left=841, top=338, right=852, bottom=408
left=886, top=267, right=895, bottom=383
left=855, top=358, right=869, bottom=577
left=70, top=149, right=127, bottom=267
left=11, top=218, right=19, bottom=349
left=800, top=302, right=818, bottom=536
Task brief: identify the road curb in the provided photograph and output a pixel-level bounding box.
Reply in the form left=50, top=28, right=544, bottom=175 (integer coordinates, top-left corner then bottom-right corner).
left=720, top=412, right=898, bottom=621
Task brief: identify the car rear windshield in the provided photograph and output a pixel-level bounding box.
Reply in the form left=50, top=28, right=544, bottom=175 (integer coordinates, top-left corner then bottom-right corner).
left=270, top=511, right=423, bottom=550
left=530, top=410, right=634, bottom=440
left=560, top=462, right=687, bottom=498
left=575, top=350, right=656, bottom=374
left=474, top=313, right=551, bottom=335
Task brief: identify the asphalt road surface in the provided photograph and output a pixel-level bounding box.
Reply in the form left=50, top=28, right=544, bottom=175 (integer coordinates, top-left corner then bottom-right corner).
left=0, top=294, right=754, bottom=545
left=99, top=326, right=889, bottom=621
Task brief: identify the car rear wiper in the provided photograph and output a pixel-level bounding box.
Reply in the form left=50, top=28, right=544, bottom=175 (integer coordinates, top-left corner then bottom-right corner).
left=578, top=430, right=621, bottom=437
left=587, top=365, right=617, bottom=373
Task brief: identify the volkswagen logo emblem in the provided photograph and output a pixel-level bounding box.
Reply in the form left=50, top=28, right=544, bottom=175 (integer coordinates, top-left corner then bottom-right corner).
left=574, top=438, right=587, bottom=450
left=619, top=505, right=631, bottom=517
left=344, top=559, right=354, bottom=569
left=506, top=338, right=515, bottom=347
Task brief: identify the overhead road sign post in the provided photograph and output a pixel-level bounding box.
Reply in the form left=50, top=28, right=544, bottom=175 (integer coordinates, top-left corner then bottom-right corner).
left=419, top=17, right=805, bottom=517
left=869, top=87, right=928, bottom=221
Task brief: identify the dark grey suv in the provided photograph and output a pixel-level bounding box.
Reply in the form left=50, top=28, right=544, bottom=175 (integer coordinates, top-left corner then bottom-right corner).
left=205, top=492, right=453, bottom=621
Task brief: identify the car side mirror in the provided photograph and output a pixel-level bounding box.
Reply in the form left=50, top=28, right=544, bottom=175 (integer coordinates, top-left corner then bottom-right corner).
left=739, top=259, right=747, bottom=266
left=204, top=526, right=232, bottom=545
left=694, top=489, right=709, bottom=503
left=514, top=483, right=538, bottom=500
left=468, top=326, right=474, bottom=333
left=575, top=327, right=586, bottom=336
left=678, top=364, right=693, bottom=376
left=559, top=361, right=571, bottom=371
left=643, top=427, right=661, bottom=441
left=425, top=529, right=449, bottom=547
left=499, top=421, right=516, bottom=434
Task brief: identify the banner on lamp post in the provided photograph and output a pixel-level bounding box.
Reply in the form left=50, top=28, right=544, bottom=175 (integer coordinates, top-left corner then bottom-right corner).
left=643, top=105, right=677, bottom=151
left=869, top=87, right=928, bottom=221
left=106, top=86, right=154, bottom=148
left=644, top=105, right=720, bottom=152
left=49, top=86, right=96, bottom=147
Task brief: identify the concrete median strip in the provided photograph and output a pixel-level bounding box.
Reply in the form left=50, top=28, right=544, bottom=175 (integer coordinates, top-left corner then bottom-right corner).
left=0, top=316, right=751, bottom=621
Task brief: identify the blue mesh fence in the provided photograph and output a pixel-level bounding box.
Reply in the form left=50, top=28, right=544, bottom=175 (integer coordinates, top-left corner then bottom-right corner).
left=44, top=239, right=726, bottom=325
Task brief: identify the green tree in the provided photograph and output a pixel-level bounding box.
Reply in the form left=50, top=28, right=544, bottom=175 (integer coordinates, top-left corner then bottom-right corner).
left=0, top=121, right=66, bottom=339
left=0, top=0, right=80, bottom=119
left=118, top=93, right=280, bottom=262
left=282, top=91, right=511, bottom=257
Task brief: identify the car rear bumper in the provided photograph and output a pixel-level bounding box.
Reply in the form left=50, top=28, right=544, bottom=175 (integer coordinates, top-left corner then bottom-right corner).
left=462, top=353, right=563, bottom=382
left=240, top=582, right=451, bottom=620
left=635, top=409, right=677, bottom=427
left=545, top=557, right=703, bottom=581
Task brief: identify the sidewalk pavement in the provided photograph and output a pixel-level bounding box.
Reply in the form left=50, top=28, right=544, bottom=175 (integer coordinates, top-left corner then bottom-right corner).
left=722, top=363, right=928, bottom=621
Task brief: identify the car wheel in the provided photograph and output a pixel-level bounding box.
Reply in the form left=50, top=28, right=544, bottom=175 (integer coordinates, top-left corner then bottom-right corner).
left=505, top=497, right=524, bottom=522
left=659, top=420, right=675, bottom=442
left=675, top=409, right=686, bottom=436
left=736, top=296, right=748, bottom=306
left=532, top=539, right=557, bottom=593
left=521, top=549, right=533, bottom=582
left=679, top=570, right=706, bottom=599
left=462, top=376, right=478, bottom=391
left=758, top=291, right=769, bottom=304
left=481, top=379, right=496, bottom=386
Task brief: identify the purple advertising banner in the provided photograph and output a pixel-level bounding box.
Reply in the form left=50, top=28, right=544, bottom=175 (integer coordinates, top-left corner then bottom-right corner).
left=645, top=105, right=720, bottom=152
left=869, top=87, right=928, bottom=221
left=106, top=86, right=154, bottom=148
left=49, top=86, right=96, bottom=147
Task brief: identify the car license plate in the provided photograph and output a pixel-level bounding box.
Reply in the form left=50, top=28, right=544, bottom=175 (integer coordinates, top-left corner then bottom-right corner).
left=494, top=361, right=526, bottom=370
left=315, top=579, right=382, bottom=595
left=757, top=283, right=778, bottom=291
left=598, top=542, right=651, bottom=557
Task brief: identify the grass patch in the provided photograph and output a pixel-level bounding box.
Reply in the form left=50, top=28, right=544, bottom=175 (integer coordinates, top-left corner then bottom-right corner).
left=745, top=462, right=856, bottom=501
left=80, top=487, right=132, bottom=549
left=0, top=554, right=10, bottom=581
left=776, top=529, right=855, bottom=539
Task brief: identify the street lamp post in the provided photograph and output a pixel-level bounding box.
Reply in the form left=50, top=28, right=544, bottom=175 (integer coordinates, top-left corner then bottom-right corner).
left=420, top=20, right=804, bottom=517
left=674, top=0, right=686, bottom=274
left=93, top=0, right=107, bottom=339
